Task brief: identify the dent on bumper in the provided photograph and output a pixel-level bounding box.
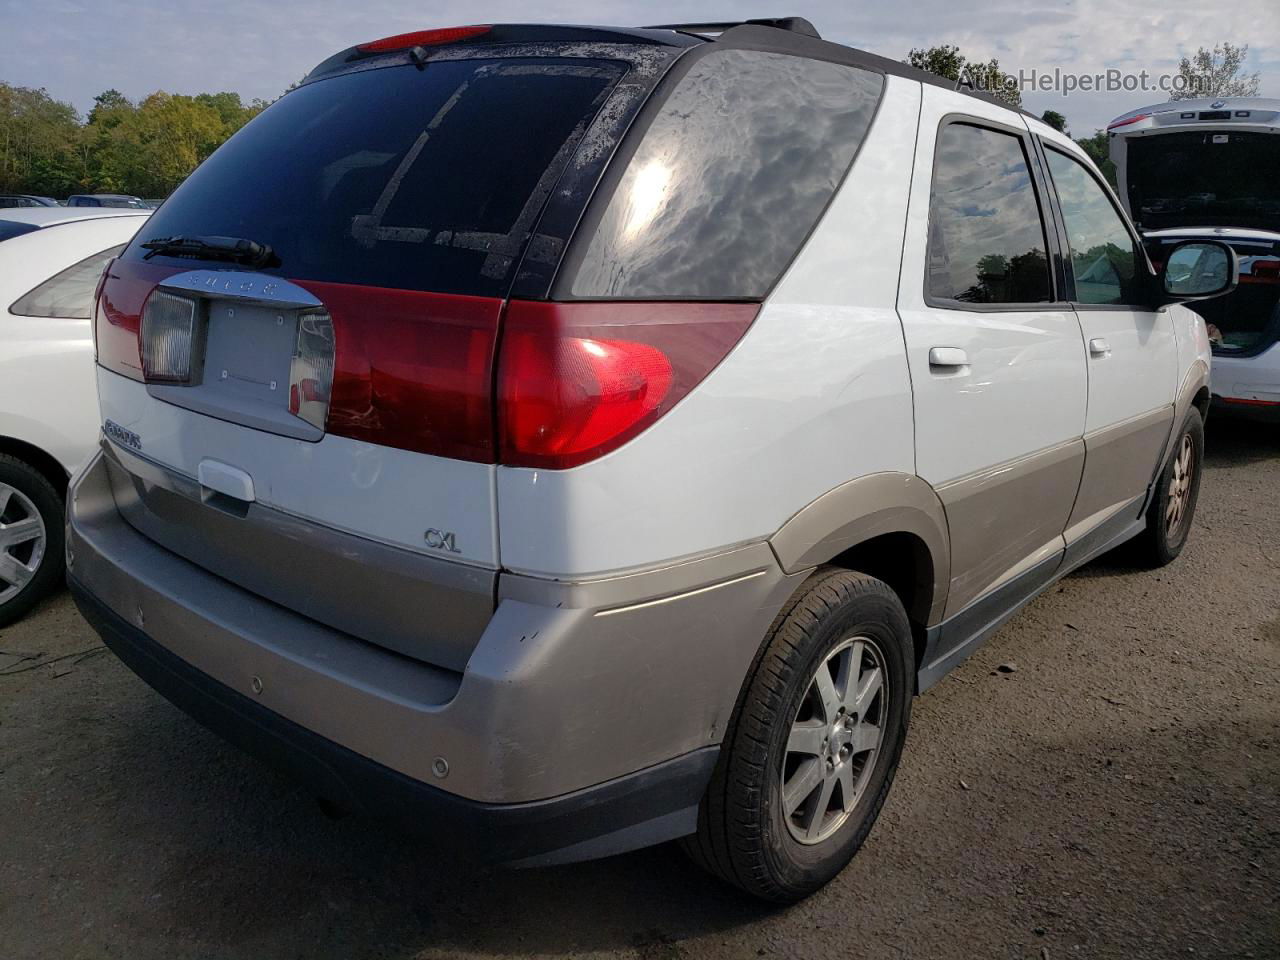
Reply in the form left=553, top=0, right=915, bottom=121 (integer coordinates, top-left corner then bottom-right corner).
left=68, top=449, right=802, bottom=853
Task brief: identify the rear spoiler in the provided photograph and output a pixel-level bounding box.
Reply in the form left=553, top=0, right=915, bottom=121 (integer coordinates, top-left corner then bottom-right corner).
left=642, top=17, right=821, bottom=39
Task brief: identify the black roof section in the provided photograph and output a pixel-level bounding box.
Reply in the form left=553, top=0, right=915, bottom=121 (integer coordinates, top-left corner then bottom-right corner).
left=643, top=17, right=821, bottom=39
left=306, top=23, right=701, bottom=80
left=304, top=18, right=1036, bottom=121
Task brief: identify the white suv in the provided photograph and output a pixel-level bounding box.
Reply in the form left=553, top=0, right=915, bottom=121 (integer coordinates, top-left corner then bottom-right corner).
left=67, top=20, right=1235, bottom=901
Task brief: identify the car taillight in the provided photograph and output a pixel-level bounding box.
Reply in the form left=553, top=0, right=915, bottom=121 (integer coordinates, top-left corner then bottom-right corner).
left=288, top=311, right=336, bottom=430
left=140, top=289, right=198, bottom=382
left=293, top=280, right=501, bottom=463
left=497, top=301, right=758, bottom=469
left=98, top=262, right=758, bottom=469
left=95, top=260, right=185, bottom=382
left=1250, top=258, right=1280, bottom=283
left=1107, top=113, right=1150, bottom=130
left=357, top=25, right=491, bottom=52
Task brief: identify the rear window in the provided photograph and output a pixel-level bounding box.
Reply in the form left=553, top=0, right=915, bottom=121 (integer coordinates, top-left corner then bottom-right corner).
left=125, top=57, right=625, bottom=297
left=0, top=221, right=40, bottom=242
left=10, top=244, right=124, bottom=318
left=563, top=49, right=884, bottom=300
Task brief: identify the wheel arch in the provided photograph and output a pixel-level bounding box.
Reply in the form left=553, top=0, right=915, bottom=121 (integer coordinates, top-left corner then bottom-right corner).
left=1176, top=359, right=1211, bottom=426
left=768, top=472, right=951, bottom=659
left=0, top=436, right=71, bottom=498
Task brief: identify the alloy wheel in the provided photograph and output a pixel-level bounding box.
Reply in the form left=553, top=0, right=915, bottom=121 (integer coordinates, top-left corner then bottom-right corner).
left=781, top=636, right=888, bottom=845
left=1165, top=434, right=1195, bottom=537
left=0, top=482, right=46, bottom=604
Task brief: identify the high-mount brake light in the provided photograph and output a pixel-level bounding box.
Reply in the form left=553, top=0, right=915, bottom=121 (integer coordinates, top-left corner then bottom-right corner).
left=1107, top=113, right=1150, bottom=130
left=357, top=25, right=491, bottom=53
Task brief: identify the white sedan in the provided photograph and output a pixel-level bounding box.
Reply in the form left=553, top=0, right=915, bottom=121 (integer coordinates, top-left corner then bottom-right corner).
left=0, top=206, right=150, bottom=623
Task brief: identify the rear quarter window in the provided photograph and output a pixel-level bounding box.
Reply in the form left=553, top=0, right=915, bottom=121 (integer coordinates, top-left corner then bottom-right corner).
left=562, top=49, right=884, bottom=300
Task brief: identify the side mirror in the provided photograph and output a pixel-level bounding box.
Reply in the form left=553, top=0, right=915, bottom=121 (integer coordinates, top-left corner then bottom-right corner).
left=1158, top=240, right=1238, bottom=304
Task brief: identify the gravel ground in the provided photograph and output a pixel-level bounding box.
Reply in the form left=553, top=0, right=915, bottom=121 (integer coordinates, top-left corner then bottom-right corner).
left=1, top=417, right=1277, bottom=960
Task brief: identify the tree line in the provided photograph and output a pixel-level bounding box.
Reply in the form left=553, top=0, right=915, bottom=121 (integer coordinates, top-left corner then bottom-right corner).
left=907, top=41, right=1260, bottom=189
left=0, top=85, right=265, bottom=198
left=0, top=41, right=1260, bottom=200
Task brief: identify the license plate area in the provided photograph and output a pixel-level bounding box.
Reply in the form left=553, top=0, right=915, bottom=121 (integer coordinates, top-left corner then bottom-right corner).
left=146, top=271, right=331, bottom=442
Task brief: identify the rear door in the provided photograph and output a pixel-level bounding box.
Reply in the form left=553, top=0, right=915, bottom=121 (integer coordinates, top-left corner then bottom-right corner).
left=897, top=89, right=1087, bottom=622
left=1039, top=143, right=1178, bottom=557
left=93, top=45, right=664, bottom=670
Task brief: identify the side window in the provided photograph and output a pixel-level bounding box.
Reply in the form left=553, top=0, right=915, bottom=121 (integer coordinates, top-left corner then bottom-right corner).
left=927, top=123, right=1052, bottom=305
left=9, top=244, right=124, bottom=319
left=1045, top=149, right=1144, bottom=305
left=567, top=49, right=884, bottom=300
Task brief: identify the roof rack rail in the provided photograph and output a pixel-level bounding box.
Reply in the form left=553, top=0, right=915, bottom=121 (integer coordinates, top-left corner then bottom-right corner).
left=642, top=17, right=821, bottom=40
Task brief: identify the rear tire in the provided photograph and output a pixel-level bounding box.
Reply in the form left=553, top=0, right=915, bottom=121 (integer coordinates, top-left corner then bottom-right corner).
left=682, top=568, right=913, bottom=902
left=1135, top=408, right=1204, bottom=567
left=0, top=454, right=65, bottom=627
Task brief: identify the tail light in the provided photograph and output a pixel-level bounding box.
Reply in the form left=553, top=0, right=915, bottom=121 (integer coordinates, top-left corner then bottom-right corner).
left=294, top=280, right=501, bottom=462
left=1248, top=258, right=1280, bottom=283
left=98, top=260, right=758, bottom=469
left=288, top=311, right=336, bottom=430
left=95, top=260, right=185, bottom=381
left=140, top=290, right=198, bottom=382
left=497, top=301, right=758, bottom=469
left=1107, top=113, right=1150, bottom=130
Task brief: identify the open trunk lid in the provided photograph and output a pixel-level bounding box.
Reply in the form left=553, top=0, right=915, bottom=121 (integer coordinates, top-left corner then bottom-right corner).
left=1122, top=130, right=1280, bottom=233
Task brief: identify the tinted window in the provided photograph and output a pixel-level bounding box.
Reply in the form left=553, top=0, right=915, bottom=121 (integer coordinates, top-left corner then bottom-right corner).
left=0, top=221, right=40, bottom=242
left=927, top=123, right=1051, bottom=305
left=566, top=50, right=884, bottom=300
left=1046, top=149, right=1144, bottom=305
left=125, top=58, right=622, bottom=297
left=10, top=244, right=124, bottom=318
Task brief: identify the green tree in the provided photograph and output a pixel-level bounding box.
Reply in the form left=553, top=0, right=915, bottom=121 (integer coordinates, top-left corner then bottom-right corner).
left=0, top=82, right=272, bottom=199
left=1172, top=42, right=1260, bottom=100
left=87, top=88, right=131, bottom=126
left=0, top=83, right=82, bottom=195
left=1075, top=130, right=1117, bottom=189
left=907, top=44, right=1023, bottom=108
left=193, top=91, right=265, bottom=136
left=1040, top=110, right=1068, bottom=133
left=103, top=92, right=226, bottom=196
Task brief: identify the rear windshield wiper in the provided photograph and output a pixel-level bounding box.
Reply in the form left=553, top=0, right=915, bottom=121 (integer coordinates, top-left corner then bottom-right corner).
left=141, top=235, right=278, bottom=268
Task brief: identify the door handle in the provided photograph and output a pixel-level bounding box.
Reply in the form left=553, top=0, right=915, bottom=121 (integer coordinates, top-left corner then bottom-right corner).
left=1088, top=338, right=1111, bottom=357
left=928, top=346, right=969, bottom=369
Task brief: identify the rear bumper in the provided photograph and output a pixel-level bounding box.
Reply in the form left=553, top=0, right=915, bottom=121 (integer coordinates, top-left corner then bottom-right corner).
left=1211, top=396, right=1280, bottom=422
left=68, top=447, right=800, bottom=863
left=1211, top=345, right=1280, bottom=421
left=70, top=575, right=715, bottom=866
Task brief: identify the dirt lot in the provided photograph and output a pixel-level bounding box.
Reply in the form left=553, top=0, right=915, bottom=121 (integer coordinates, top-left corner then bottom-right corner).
left=1, top=418, right=1277, bottom=960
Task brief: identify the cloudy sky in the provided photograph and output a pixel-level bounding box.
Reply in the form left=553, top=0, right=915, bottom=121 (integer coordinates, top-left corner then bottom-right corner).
left=5, top=0, right=1276, bottom=134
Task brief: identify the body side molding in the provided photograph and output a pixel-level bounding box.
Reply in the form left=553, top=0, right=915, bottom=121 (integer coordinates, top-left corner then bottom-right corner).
left=768, top=471, right=951, bottom=626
